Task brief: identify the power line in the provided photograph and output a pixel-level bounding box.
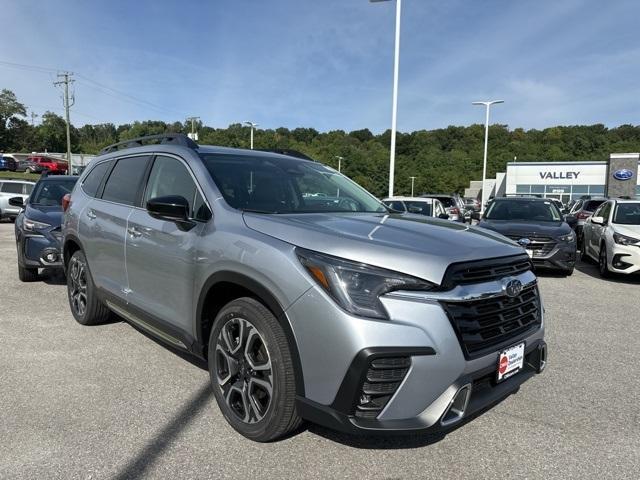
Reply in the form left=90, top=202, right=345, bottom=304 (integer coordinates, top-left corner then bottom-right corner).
left=0, top=59, right=188, bottom=119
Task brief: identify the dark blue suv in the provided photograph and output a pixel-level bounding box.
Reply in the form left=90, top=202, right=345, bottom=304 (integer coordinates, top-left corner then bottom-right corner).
left=13, top=175, right=78, bottom=281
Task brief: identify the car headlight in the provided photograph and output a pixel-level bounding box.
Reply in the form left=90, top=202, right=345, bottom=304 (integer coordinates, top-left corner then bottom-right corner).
left=613, top=232, right=640, bottom=246
left=558, top=232, right=576, bottom=243
left=22, top=217, right=51, bottom=232
left=296, top=248, right=435, bottom=319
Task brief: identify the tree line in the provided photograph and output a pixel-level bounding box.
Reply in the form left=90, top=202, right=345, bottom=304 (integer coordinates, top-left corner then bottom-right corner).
left=2, top=88, right=640, bottom=197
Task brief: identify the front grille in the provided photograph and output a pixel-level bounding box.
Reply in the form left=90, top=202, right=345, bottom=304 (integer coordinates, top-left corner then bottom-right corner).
left=441, top=254, right=532, bottom=288
left=441, top=285, right=541, bottom=359
left=354, top=356, right=410, bottom=419
left=507, top=235, right=557, bottom=258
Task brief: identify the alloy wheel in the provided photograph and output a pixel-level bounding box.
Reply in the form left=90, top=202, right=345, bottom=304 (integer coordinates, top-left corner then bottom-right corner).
left=215, top=317, right=273, bottom=424
left=68, top=256, right=88, bottom=317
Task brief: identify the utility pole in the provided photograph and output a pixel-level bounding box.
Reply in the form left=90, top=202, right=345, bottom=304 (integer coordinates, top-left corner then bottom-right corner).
left=243, top=121, right=259, bottom=149
left=30, top=112, right=38, bottom=126
left=409, top=176, right=417, bottom=197
left=335, top=156, right=345, bottom=173
left=186, top=116, right=200, bottom=141
left=54, top=72, right=75, bottom=173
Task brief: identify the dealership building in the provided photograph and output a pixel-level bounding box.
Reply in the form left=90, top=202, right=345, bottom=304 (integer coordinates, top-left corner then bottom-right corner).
left=465, top=153, right=640, bottom=203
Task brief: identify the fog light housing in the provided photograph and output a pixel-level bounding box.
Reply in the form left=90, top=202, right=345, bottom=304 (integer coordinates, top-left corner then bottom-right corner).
left=41, top=249, right=59, bottom=264
left=612, top=254, right=632, bottom=270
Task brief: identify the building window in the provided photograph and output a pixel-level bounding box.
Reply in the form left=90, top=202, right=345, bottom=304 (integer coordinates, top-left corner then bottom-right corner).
left=516, top=185, right=530, bottom=194
left=589, top=185, right=605, bottom=195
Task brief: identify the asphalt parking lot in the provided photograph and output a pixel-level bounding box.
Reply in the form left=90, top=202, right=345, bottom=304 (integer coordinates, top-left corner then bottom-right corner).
left=1, top=222, right=639, bottom=480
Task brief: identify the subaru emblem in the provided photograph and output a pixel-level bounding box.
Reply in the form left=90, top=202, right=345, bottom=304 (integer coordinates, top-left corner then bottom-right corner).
left=503, top=278, right=523, bottom=298
left=613, top=169, right=634, bottom=181
left=517, top=238, right=531, bottom=247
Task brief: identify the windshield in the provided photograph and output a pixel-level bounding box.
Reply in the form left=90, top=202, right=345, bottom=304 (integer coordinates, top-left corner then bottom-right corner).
left=485, top=200, right=562, bottom=222
left=30, top=178, right=78, bottom=206
left=200, top=154, right=387, bottom=214
left=613, top=203, right=640, bottom=225
left=584, top=200, right=605, bottom=212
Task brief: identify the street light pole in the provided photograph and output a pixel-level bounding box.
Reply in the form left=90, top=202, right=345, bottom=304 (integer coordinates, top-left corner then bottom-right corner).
left=371, top=0, right=402, bottom=198
left=409, top=176, right=416, bottom=196
left=472, top=100, right=504, bottom=213
left=243, top=121, right=259, bottom=149
left=335, top=156, right=344, bottom=173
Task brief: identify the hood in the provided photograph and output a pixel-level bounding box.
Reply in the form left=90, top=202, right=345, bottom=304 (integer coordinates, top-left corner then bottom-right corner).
left=478, top=219, right=572, bottom=238
left=613, top=224, right=640, bottom=239
left=243, top=212, right=524, bottom=285
left=24, top=204, right=63, bottom=227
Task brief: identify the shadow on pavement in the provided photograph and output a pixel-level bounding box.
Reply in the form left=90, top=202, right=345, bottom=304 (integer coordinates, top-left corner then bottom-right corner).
left=574, top=257, right=640, bottom=284
left=113, top=382, right=213, bottom=480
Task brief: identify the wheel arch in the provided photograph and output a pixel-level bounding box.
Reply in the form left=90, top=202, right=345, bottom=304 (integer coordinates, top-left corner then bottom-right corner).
left=196, top=271, right=305, bottom=396
left=62, top=234, right=83, bottom=272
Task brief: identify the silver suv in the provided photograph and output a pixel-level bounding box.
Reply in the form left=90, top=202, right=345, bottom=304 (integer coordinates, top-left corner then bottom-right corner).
left=62, top=134, right=546, bottom=442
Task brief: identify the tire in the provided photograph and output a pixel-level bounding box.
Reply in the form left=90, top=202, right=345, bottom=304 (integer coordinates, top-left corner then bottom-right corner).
left=18, top=264, right=38, bottom=282
left=580, top=240, right=591, bottom=263
left=208, top=297, right=302, bottom=442
left=598, top=243, right=611, bottom=278
left=66, top=250, right=111, bottom=325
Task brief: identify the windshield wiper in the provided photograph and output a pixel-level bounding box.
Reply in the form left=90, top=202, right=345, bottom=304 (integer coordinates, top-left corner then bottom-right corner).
left=242, top=208, right=280, bottom=214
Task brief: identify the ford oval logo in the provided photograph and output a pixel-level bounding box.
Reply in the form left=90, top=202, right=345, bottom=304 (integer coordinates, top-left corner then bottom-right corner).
left=503, top=278, right=523, bottom=298
left=517, top=238, right=531, bottom=247
left=613, top=169, right=634, bottom=181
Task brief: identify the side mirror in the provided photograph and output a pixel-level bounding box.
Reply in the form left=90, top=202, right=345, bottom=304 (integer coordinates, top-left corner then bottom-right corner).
left=146, top=195, right=194, bottom=228
left=471, top=211, right=481, bottom=221
left=564, top=214, right=577, bottom=228
left=590, top=216, right=604, bottom=225
left=438, top=213, right=450, bottom=220
left=8, top=196, right=24, bottom=207
left=407, top=206, right=422, bottom=214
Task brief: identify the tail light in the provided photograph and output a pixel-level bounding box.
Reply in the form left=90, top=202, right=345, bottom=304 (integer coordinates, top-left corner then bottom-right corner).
left=576, top=211, right=591, bottom=220
left=62, top=194, right=71, bottom=212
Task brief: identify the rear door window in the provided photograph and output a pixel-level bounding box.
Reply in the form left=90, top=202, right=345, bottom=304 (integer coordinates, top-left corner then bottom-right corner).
left=101, top=156, right=150, bottom=206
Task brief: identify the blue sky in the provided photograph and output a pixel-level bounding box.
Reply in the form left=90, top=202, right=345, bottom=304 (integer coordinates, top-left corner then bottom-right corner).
left=1, top=0, right=639, bottom=132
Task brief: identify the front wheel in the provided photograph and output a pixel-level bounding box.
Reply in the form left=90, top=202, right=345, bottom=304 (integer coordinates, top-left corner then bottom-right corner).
left=598, top=244, right=611, bottom=278
left=67, top=250, right=111, bottom=325
left=208, top=297, right=301, bottom=442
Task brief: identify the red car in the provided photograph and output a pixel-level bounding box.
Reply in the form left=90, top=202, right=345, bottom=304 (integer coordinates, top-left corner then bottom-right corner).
left=26, top=156, right=68, bottom=174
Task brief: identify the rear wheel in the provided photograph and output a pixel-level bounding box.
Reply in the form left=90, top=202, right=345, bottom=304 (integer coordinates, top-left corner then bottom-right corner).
left=18, top=264, right=38, bottom=282
left=208, top=297, right=301, bottom=442
left=598, top=244, right=611, bottom=278
left=67, top=250, right=111, bottom=325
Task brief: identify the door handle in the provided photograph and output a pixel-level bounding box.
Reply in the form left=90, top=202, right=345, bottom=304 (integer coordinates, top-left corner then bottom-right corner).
left=127, top=226, right=142, bottom=238
left=86, top=209, right=97, bottom=220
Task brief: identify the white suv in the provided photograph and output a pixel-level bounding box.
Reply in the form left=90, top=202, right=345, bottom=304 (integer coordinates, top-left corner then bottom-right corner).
left=582, top=199, right=640, bottom=276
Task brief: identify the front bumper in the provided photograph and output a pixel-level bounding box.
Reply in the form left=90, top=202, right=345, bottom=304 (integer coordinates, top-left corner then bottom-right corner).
left=607, top=242, right=640, bottom=274
left=287, top=269, right=545, bottom=434
left=297, top=340, right=546, bottom=435
left=530, top=242, right=576, bottom=271
left=17, top=231, right=64, bottom=268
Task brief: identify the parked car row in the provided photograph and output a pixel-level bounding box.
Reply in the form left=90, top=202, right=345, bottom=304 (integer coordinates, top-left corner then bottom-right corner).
left=7, top=135, right=635, bottom=444
left=0, top=154, right=68, bottom=174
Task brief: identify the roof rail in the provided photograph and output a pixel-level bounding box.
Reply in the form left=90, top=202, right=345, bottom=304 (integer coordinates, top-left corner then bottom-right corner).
left=256, top=148, right=315, bottom=161
left=99, top=133, right=198, bottom=155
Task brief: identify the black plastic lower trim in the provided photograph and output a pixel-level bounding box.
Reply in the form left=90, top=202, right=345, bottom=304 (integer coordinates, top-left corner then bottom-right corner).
left=330, top=347, right=436, bottom=414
